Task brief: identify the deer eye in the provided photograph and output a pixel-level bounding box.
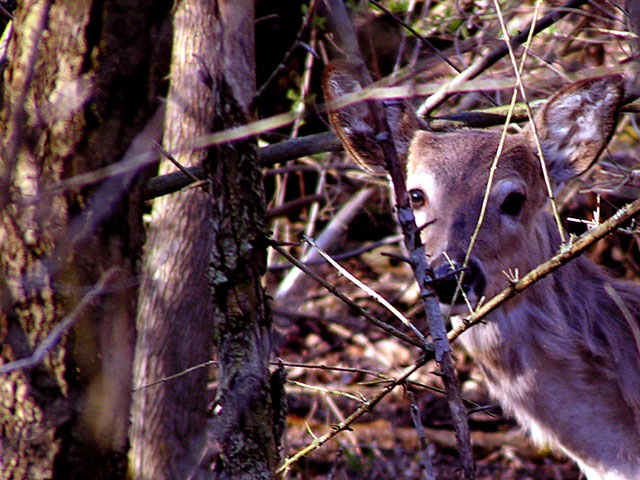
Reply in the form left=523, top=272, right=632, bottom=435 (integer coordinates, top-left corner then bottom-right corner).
left=500, top=192, right=526, bottom=216
left=409, top=189, right=426, bottom=208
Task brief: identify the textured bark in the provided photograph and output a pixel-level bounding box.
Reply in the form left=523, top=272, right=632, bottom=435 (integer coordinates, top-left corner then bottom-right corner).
left=0, top=0, right=170, bottom=479
left=130, top=0, right=217, bottom=478
left=207, top=86, right=284, bottom=479
left=132, top=1, right=283, bottom=478
left=131, top=0, right=279, bottom=479
left=205, top=2, right=285, bottom=479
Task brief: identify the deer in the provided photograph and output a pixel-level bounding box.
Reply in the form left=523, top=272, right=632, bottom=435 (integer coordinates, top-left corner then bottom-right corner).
left=323, top=62, right=640, bottom=480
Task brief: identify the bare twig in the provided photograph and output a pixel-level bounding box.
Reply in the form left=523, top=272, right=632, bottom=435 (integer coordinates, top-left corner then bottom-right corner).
left=492, top=0, right=566, bottom=243
left=287, top=379, right=365, bottom=403
left=133, top=360, right=217, bottom=392
left=268, top=233, right=403, bottom=271
left=368, top=0, right=461, bottom=73
left=153, top=141, right=202, bottom=185
left=0, top=268, right=120, bottom=375
left=304, top=235, right=427, bottom=343
left=325, top=393, right=362, bottom=453
left=253, top=0, right=317, bottom=103
left=270, top=241, right=428, bottom=351
left=408, top=390, right=436, bottom=480
left=447, top=0, right=544, bottom=310
left=448, top=53, right=522, bottom=313
left=323, top=1, right=474, bottom=477
left=279, top=361, right=393, bottom=381
left=417, top=0, right=589, bottom=116
left=368, top=0, right=498, bottom=107
left=265, top=193, right=326, bottom=221
left=274, top=187, right=374, bottom=300
left=275, top=356, right=429, bottom=477
left=449, top=196, right=640, bottom=341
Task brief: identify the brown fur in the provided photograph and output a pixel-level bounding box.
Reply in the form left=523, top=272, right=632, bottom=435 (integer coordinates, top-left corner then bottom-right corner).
left=324, top=65, right=640, bottom=479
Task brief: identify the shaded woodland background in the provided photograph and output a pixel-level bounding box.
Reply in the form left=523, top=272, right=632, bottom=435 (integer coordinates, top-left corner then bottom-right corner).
left=0, top=0, right=639, bottom=479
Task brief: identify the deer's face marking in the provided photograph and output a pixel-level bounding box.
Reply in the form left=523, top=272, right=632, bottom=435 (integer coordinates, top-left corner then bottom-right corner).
left=406, top=131, right=549, bottom=308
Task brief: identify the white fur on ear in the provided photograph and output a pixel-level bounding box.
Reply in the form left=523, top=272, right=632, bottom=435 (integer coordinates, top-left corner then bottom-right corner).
left=532, top=76, right=624, bottom=182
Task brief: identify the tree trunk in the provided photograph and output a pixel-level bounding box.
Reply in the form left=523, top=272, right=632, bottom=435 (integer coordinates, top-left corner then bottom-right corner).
left=131, top=0, right=285, bottom=478
left=0, top=0, right=170, bottom=478
left=130, top=0, right=218, bottom=477
left=205, top=2, right=286, bottom=478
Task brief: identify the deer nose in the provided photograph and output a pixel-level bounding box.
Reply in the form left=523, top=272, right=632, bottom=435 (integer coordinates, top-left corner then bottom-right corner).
left=431, top=259, right=486, bottom=305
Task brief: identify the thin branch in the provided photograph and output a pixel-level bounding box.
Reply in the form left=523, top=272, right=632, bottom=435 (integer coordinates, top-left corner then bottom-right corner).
left=448, top=0, right=544, bottom=310
left=132, top=356, right=490, bottom=419
left=275, top=356, right=429, bottom=478
left=408, top=390, right=436, bottom=480
left=368, top=0, right=461, bottom=73
left=134, top=358, right=392, bottom=394
left=268, top=233, right=403, bottom=271
left=265, top=193, right=325, bottom=221
left=322, top=0, right=474, bottom=477
left=323, top=392, right=362, bottom=453
left=0, top=268, right=120, bottom=375
left=278, top=361, right=393, bottom=381
left=448, top=59, right=521, bottom=313
left=275, top=187, right=375, bottom=300
left=448, top=196, right=640, bottom=341
left=287, top=379, right=365, bottom=403
left=269, top=241, right=429, bottom=351
left=253, top=0, right=317, bottom=104
left=368, top=0, right=498, bottom=107
left=417, top=0, right=589, bottom=116
left=133, top=360, right=217, bottom=392
left=153, top=141, right=202, bottom=185
left=144, top=131, right=342, bottom=199
left=304, top=235, right=427, bottom=344
left=493, top=0, right=566, bottom=243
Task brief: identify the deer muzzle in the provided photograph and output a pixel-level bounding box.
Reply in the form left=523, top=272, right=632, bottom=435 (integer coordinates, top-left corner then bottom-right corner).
left=431, top=258, right=486, bottom=306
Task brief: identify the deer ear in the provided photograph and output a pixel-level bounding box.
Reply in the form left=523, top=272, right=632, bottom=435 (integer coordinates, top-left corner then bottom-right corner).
left=322, top=61, right=419, bottom=174
left=528, top=75, right=624, bottom=183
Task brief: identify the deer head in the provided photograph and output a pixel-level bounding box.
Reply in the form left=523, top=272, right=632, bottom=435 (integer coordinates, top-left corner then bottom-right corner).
left=323, top=63, right=624, bottom=313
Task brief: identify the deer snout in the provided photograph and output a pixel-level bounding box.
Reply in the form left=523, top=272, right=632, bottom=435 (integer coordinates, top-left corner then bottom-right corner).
left=431, top=258, right=486, bottom=306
